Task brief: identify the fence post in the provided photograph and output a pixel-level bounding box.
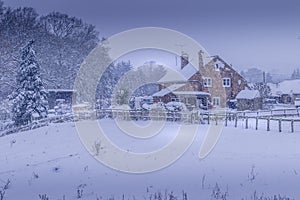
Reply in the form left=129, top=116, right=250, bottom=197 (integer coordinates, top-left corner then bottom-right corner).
left=291, top=120, right=294, bottom=133
left=255, top=117, right=258, bottom=130
left=235, top=114, right=238, bottom=127
left=225, top=113, right=228, bottom=127
left=207, top=113, right=210, bottom=125
left=215, top=115, right=218, bottom=125
left=245, top=116, right=248, bottom=129
left=278, top=118, right=282, bottom=132
left=267, top=118, right=270, bottom=131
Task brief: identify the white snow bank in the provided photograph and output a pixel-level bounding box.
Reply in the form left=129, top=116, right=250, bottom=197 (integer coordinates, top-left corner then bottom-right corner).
left=0, top=119, right=299, bottom=199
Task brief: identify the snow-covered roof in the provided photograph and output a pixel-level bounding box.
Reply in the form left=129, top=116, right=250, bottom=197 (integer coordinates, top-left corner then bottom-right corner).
left=172, top=91, right=210, bottom=96
left=236, top=89, right=260, bottom=100
left=159, top=63, right=198, bottom=82
left=156, top=51, right=210, bottom=83
left=268, top=79, right=300, bottom=96
left=152, top=84, right=185, bottom=97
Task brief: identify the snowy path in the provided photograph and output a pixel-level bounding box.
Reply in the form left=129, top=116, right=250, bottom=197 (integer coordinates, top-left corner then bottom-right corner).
left=0, top=119, right=299, bottom=199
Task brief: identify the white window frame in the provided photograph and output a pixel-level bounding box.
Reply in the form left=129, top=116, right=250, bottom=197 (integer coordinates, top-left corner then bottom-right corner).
left=203, top=77, right=212, bottom=87
left=222, top=78, right=231, bottom=87
left=212, top=97, right=220, bottom=106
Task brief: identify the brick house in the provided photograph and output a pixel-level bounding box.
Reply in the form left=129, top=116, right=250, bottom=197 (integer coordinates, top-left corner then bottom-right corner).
left=153, top=51, right=248, bottom=109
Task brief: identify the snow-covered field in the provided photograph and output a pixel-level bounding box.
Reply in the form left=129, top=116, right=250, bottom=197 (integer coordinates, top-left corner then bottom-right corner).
left=0, top=119, right=299, bottom=200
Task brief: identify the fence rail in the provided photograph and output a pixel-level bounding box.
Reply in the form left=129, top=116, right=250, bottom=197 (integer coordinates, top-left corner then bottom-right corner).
left=94, top=108, right=300, bottom=133
left=1, top=108, right=300, bottom=136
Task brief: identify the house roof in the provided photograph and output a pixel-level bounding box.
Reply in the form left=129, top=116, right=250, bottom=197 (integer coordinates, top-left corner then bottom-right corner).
left=158, top=55, right=246, bottom=85
left=158, top=63, right=199, bottom=82
left=236, top=89, right=260, bottom=100
left=268, top=79, right=300, bottom=96
left=157, top=51, right=211, bottom=83
left=152, top=84, right=185, bottom=97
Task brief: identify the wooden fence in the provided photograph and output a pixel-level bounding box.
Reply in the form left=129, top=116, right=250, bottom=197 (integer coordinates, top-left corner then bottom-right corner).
left=1, top=108, right=300, bottom=136
left=95, top=108, right=300, bottom=133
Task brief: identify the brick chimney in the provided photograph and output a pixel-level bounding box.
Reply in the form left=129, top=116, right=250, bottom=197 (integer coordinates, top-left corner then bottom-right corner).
left=198, top=50, right=204, bottom=70
left=180, top=52, right=189, bottom=69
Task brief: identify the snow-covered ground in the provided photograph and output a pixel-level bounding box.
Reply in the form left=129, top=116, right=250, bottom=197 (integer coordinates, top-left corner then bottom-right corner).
left=0, top=119, right=299, bottom=199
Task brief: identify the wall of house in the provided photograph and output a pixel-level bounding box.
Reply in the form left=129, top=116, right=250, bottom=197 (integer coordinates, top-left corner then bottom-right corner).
left=189, top=57, right=248, bottom=108
left=195, top=59, right=227, bottom=107
left=219, top=60, right=247, bottom=99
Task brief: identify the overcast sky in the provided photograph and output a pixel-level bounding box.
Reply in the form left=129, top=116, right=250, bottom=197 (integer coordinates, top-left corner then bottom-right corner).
left=3, top=0, right=300, bottom=76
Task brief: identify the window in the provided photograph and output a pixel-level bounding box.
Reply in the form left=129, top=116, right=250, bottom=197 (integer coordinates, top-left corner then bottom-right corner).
left=204, top=77, right=212, bottom=87
left=171, top=98, right=179, bottom=102
left=212, top=97, right=220, bottom=106
left=222, top=78, right=231, bottom=87
left=215, top=61, right=224, bottom=71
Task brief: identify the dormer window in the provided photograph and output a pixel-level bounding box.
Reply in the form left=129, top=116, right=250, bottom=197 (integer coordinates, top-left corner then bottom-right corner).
left=215, top=60, right=224, bottom=71
left=204, top=77, right=212, bottom=87
left=215, top=63, right=220, bottom=71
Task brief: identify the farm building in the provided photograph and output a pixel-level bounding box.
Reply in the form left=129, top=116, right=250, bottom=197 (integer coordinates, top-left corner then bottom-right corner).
left=236, top=89, right=262, bottom=111
left=45, top=89, right=76, bottom=109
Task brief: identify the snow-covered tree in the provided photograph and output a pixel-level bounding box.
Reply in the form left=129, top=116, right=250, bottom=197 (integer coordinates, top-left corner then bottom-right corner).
left=97, top=61, right=132, bottom=100
left=0, top=0, right=4, bottom=17
left=0, top=7, right=40, bottom=100
left=117, top=62, right=167, bottom=97
left=0, top=7, right=99, bottom=100
left=253, top=82, right=271, bottom=99
left=291, top=68, right=300, bottom=80
left=39, top=12, right=99, bottom=89
left=11, top=40, right=48, bottom=125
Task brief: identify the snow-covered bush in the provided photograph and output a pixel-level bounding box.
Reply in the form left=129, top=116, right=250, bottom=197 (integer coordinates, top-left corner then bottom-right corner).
left=109, top=104, right=131, bottom=110
left=142, top=102, right=166, bottom=111
left=165, top=102, right=187, bottom=112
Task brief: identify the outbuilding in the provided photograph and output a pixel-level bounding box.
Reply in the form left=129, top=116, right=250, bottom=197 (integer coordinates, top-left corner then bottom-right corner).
left=236, top=89, right=262, bottom=111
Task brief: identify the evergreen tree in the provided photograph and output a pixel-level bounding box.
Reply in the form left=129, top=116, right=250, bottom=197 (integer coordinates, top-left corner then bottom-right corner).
left=291, top=68, right=300, bottom=79
left=11, top=40, right=48, bottom=125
